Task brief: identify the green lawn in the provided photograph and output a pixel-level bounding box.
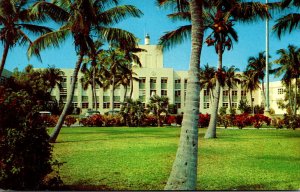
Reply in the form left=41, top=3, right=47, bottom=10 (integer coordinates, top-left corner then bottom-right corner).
left=51, top=127, right=300, bottom=190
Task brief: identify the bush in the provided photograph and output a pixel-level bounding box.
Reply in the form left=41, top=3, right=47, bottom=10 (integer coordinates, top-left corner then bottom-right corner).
left=41, top=115, right=58, bottom=127
left=0, top=88, right=54, bottom=190
left=218, top=114, right=231, bottom=129
left=102, top=114, right=123, bottom=127
left=165, top=115, right=176, bottom=125
left=198, top=113, right=210, bottom=128
left=64, top=116, right=77, bottom=127
left=143, top=114, right=157, bottom=126
left=249, top=114, right=271, bottom=128
left=272, top=117, right=284, bottom=129
left=233, top=113, right=251, bottom=129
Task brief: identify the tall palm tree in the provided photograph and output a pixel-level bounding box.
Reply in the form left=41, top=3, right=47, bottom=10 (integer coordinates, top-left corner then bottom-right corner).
left=80, top=62, right=102, bottom=110
left=246, top=51, right=272, bottom=104
left=28, top=0, right=142, bottom=143
left=204, top=9, right=238, bottom=139
left=159, top=0, right=203, bottom=190
left=242, top=70, right=260, bottom=114
left=273, top=0, right=300, bottom=38
left=273, top=45, right=300, bottom=115
left=224, top=65, right=241, bottom=114
left=0, top=0, right=52, bottom=77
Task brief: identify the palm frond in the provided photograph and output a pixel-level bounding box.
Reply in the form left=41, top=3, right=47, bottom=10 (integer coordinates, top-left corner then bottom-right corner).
left=18, top=24, right=52, bottom=35
left=99, top=5, right=142, bottom=25
left=158, top=25, right=191, bottom=50
left=231, top=2, right=270, bottom=23
left=273, top=13, right=300, bottom=38
left=27, top=28, right=70, bottom=59
left=167, top=11, right=191, bottom=22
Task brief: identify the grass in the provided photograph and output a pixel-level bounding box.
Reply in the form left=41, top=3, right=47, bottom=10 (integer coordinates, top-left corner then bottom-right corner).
left=50, top=127, right=300, bottom=190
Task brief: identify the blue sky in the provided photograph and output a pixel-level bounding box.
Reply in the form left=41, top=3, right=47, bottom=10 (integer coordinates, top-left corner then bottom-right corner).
left=3, top=0, right=300, bottom=81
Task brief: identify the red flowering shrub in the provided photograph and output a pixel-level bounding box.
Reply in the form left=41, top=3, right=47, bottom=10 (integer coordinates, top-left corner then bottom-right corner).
left=143, top=114, right=157, bottom=126
left=41, top=115, right=58, bottom=127
left=102, top=114, right=123, bottom=127
left=79, top=118, right=93, bottom=126
left=198, top=113, right=210, bottom=128
left=165, top=115, right=176, bottom=125
left=64, top=115, right=77, bottom=127
left=250, top=114, right=271, bottom=128
left=233, top=113, right=251, bottom=129
left=89, top=114, right=104, bottom=127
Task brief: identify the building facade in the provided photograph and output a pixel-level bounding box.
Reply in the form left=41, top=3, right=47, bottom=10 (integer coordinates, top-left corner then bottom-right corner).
left=50, top=36, right=288, bottom=115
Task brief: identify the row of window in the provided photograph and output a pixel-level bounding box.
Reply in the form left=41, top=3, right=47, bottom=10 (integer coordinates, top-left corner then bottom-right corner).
left=203, top=102, right=238, bottom=109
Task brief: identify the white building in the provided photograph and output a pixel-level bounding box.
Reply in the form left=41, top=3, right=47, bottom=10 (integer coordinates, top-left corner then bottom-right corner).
left=50, top=35, right=288, bottom=115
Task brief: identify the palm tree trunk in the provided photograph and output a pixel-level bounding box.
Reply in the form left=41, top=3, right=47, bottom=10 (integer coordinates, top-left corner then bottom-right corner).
left=0, top=43, right=9, bottom=77
left=123, top=85, right=128, bottom=102
left=164, top=0, right=203, bottom=190
left=111, top=75, right=115, bottom=112
left=93, top=67, right=97, bottom=110
left=289, top=81, right=292, bottom=112
left=250, top=91, right=254, bottom=114
left=130, top=75, right=134, bottom=98
left=294, top=78, right=297, bottom=115
left=205, top=43, right=223, bottom=139
left=262, top=79, right=266, bottom=105
left=229, top=88, right=232, bottom=113
left=50, top=53, right=83, bottom=143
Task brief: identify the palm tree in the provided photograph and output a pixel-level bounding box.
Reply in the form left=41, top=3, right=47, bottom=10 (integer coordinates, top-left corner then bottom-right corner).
left=80, top=62, right=102, bottom=110
left=246, top=52, right=273, bottom=105
left=42, top=66, right=65, bottom=95
left=273, top=0, right=300, bottom=38
left=0, top=0, right=52, bottom=77
left=224, top=66, right=241, bottom=114
left=28, top=0, right=142, bottom=143
left=273, top=45, right=300, bottom=115
left=241, top=70, right=260, bottom=114
left=204, top=9, right=239, bottom=139
left=148, top=95, right=169, bottom=127
left=199, top=63, right=216, bottom=102
left=158, top=0, right=203, bottom=190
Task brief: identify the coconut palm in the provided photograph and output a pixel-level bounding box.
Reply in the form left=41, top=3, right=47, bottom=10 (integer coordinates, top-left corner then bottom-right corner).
left=246, top=52, right=270, bottom=103
left=273, top=0, right=300, bottom=38
left=158, top=0, right=204, bottom=190
left=42, top=66, right=65, bottom=94
left=28, top=0, right=142, bottom=143
left=199, top=63, right=216, bottom=102
left=80, top=62, right=103, bottom=110
left=0, top=0, right=52, bottom=77
left=148, top=95, right=169, bottom=127
left=224, top=65, right=241, bottom=113
left=241, top=70, right=260, bottom=114
left=273, top=45, right=300, bottom=115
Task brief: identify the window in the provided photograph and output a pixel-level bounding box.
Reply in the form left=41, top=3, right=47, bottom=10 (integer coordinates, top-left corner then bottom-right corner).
left=103, top=103, right=110, bottom=109
left=60, top=88, right=67, bottom=95
left=204, top=89, right=209, bottom=96
left=175, top=103, right=181, bottom=109
left=60, top=95, right=67, bottom=102
left=223, top=103, right=229, bottom=108
left=232, top=103, right=237, bottom=109
left=139, top=77, right=146, bottom=89
left=278, top=88, right=284, bottom=95
left=82, top=103, right=89, bottom=108
left=204, top=103, right=210, bottom=109
left=175, top=79, right=181, bottom=84
left=184, top=79, right=187, bottom=89
left=82, top=96, right=89, bottom=102
left=175, top=90, right=181, bottom=96
left=232, top=90, right=237, bottom=96
left=223, top=90, right=229, bottom=96
left=161, top=90, right=167, bottom=96
left=72, top=103, right=78, bottom=108
left=114, top=103, right=120, bottom=108
left=150, top=78, right=156, bottom=83
left=241, top=90, right=247, bottom=96
left=161, top=77, right=168, bottom=84
left=150, top=90, right=156, bottom=96
left=175, top=79, right=181, bottom=89
left=114, top=96, right=120, bottom=102
left=92, top=103, right=100, bottom=108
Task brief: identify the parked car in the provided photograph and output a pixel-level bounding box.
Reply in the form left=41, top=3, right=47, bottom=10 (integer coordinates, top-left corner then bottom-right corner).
left=104, top=110, right=120, bottom=115
left=85, top=110, right=100, bottom=117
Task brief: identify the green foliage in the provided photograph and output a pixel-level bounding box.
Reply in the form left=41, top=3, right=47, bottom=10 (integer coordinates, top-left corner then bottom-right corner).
left=238, top=99, right=252, bottom=114
left=271, top=117, right=285, bottom=129
left=167, top=104, right=178, bottom=114
left=0, top=87, right=54, bottom=190
left=253, top=105, right=264, bottom=114
left=120, top=98, right=145, bottom=127
left=283, top=114, right=300, bottom=130
left=219, top=106, right=227, bottom=115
